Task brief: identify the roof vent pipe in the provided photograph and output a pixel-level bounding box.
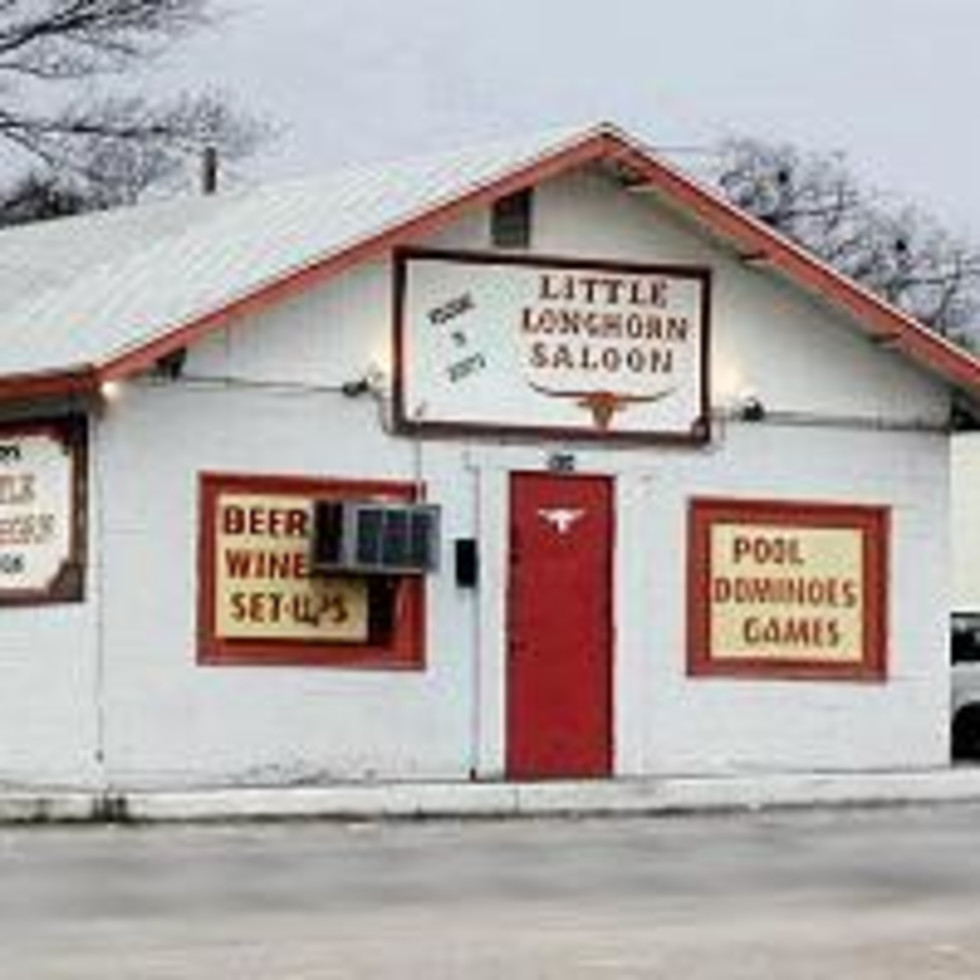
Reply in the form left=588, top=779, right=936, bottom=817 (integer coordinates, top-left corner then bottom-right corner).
left=201, top=145, right=219, bottom=196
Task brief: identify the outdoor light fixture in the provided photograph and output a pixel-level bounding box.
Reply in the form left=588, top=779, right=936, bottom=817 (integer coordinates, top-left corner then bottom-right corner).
left=99, top=379, right=124, bottom=403
left=722, top=385, right=766, bottom=422
left=341, top=362, right=388, bottom=398
left=740, top=396, right=766, bottom=422
left=340, top=376, right=372, bottom=398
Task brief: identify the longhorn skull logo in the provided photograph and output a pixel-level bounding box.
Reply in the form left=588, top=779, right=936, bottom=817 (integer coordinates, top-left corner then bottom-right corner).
left=527, top=382, right=676, bottom=430
left=538, top=508, right=585, bottom=535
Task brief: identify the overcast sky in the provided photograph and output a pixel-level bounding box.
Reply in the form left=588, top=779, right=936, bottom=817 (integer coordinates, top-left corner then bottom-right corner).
left=164, top=0, right=980, bottom=236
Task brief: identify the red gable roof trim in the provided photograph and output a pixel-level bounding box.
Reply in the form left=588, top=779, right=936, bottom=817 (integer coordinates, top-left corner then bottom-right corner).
left=606, top=138, right=980, bottom=394
left=3, top=125, right=979, bottom=403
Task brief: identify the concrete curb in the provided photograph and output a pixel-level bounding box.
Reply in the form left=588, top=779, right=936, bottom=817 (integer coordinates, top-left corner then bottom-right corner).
left=4, top=768, right=980, bottom=824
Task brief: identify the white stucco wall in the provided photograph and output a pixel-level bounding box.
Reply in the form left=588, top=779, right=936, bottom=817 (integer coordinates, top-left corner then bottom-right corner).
left=466, top=429, right=949, bottom=778
left=0, top=162, right=954, bottom=788
left=93, top=387, right=480, bottom=787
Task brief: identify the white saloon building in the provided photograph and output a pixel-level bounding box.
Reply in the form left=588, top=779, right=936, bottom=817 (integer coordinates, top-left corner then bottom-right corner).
left=0, top=122, right=976, bottom=790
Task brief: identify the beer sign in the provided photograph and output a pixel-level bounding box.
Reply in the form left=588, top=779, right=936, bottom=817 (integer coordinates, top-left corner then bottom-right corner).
left=689, top=499, right=888, bottom=680
left=212, top=491, right=369, bottom=645
left=395, top=250, right=710, bottom=442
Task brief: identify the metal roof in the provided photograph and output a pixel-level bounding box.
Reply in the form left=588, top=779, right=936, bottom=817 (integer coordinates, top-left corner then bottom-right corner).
left=0, top=120, right=978, bottom=404
left=0, top=124, right=593, bottom=379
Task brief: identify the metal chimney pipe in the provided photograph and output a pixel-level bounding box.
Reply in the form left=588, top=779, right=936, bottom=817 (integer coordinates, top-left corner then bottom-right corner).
left=201, top=146, right=219, bottom=196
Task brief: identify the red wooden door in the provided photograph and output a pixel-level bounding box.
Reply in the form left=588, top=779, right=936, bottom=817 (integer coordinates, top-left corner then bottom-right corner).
left=506, top=472, right=613, bottom=779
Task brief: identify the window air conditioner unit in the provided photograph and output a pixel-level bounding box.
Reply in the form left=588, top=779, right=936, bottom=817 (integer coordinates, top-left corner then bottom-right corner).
left=311, top=500, right=440, bottom=575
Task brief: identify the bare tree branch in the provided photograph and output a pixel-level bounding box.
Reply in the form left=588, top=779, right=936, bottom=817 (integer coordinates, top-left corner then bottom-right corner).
left=0, top=1, right=265, bottom=224
left=713, top=136, right=980, bottom=344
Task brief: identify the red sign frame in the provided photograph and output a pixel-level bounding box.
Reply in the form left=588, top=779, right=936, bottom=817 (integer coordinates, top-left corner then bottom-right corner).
left=393, top=248, right=712, bottom=446
left=688, top=498, right=889, bottom=682
left=0, top=415, right=86, bottom=605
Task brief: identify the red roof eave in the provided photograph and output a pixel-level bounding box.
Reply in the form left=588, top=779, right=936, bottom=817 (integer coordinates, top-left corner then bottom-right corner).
left=606, top=140, right=980, bottom=397
left=0, top=367, right=98, bottom=405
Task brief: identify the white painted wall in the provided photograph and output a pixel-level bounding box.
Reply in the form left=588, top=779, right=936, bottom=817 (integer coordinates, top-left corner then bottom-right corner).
left=0, top=162, right=953, bottom=788
left=463, top=426, right=949, bottom=778
left=93, top=387, right=480, bottom=787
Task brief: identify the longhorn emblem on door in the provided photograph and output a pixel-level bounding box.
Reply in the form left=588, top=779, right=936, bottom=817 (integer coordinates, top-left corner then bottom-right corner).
left=538, top=507, right=586, bottom=535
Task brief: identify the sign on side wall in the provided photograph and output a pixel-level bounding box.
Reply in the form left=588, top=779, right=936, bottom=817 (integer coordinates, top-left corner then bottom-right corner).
left=395, top=250, right=711, bottom=443
left=688, top=499, right=888, bottom=680
left=0, top=417, right=86, bottom=604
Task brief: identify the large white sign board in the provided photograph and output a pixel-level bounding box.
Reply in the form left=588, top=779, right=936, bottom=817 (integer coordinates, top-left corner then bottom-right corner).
left=395, top=251, right=711, bottom=442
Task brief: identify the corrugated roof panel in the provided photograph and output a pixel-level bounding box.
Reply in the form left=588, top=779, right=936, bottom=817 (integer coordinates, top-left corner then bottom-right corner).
left=0, top=124, right=596, bottom=376
left=0, top=193, right=231, bottom=305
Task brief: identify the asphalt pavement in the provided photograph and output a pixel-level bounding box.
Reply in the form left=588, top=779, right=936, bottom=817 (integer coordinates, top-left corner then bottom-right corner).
left=3, top=804, right=980, bottom=977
